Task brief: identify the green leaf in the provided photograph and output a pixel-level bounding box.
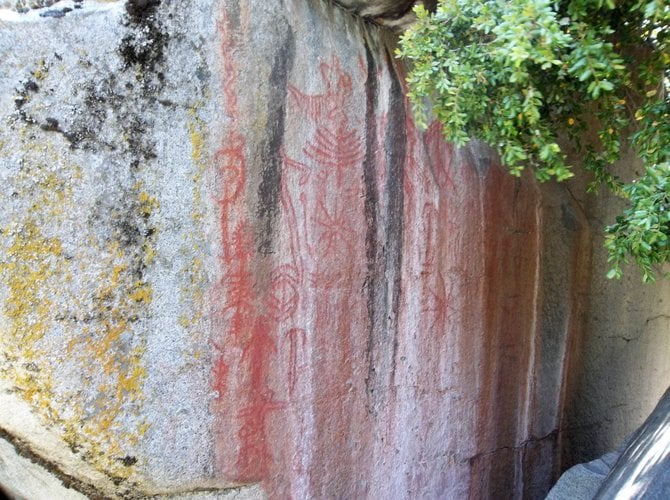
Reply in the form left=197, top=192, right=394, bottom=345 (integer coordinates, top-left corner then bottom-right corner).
left=398, top=0, right=670, bottom=282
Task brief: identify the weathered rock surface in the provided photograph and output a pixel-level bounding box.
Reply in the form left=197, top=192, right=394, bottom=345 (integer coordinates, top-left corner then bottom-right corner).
left=559, top=155, right=670, bottom=471
left=0, top=0, right=668, bottom=498
left=547, top=451, right=620, bottom=499
left=333, top=0, right=436, bottom=29
left=595, top=386, right=670, bottom=499
left=0, top=437, right=87, bottom=500
left=549, top=386, right=670, bottom=499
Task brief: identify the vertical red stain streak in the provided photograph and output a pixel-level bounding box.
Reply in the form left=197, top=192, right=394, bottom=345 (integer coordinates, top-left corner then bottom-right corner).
left=212, top=359, right=228, bottom=397
left=467, top=163, right=541, bottom=495
left=421, top=203, right=437, bottom=272
left=425, top=121, right=457, bottom=192
left=401, top=100, right=456, bottom=340
left=213, top=11, right=287, bottom=484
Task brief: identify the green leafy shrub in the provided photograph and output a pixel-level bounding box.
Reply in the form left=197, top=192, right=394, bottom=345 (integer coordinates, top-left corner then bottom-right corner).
left=397, top=0, right=669, bottom=281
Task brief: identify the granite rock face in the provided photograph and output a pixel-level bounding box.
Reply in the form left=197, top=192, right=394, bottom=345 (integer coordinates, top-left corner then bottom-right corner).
left=0, top=0, right=668, bottom=498
left=549, top=386, right=670, bottom=499
left=595, top=386, right=670, bottom=499
left=332, top=0, right=437, bottom=29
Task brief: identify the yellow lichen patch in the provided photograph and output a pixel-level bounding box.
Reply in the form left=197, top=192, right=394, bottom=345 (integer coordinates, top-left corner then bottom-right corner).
left=141, top=242, right=156, bottom=266
left=2, top=221, right=62, bottom=340
left=130, top=281, right=153, bottom=303
left=0, top=175, right=68, bottom=415
left=32, top=58, right=49, bottom=81
left=138, top=190, right=160, bottom=217
left=62, top=180, right=157, bottom=479
left=0, top=133, right=154, bottom=481
left=179, top=109, right=209, bottom=350
left=188, top=107, right=206, bottom=220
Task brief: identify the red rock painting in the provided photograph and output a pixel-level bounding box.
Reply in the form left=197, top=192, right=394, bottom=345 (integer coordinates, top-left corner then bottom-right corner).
left=212, top=9, right=287, bottom=483
left=212, top=10, right=546, bottom=495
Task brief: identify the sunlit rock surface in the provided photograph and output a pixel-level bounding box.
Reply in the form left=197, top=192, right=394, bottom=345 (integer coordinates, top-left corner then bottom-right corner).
left=595, top=386, right=670, bottom=499
left=0, top=0, right=668, bottom=498
left=549, top=387, right=670, bottom=499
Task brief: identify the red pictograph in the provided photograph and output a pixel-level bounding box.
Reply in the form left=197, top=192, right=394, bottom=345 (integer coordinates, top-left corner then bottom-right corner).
left=304, top=127, right=364, bottom=186
left=283, top=55, right=364, bottom=278
left=267, top=265, right=300, bottom=323
left=217, top=223, right=255, bottom=337
left=236, top=386, right=286, bottom=478
left=213, top=41, right=369, bottom=490
left=278, top=55, right=369, bottom=493
left=213, top=10, right=289, bottom=484
left=288, top=57, right=364, bottom=190
left=314, top=199, right=357, bottom=259
left=215, top=133, right=246, bottom=206
left=288, top=58, right=353, bottom=124
left=281, top=146, right=311, bottom=186
left=421, top=271, right=456, bottom=335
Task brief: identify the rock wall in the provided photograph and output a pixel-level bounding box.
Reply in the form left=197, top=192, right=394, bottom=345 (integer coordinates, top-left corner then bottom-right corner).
left=0, top=0, right=667, bottom=498
left=558, top=154, right=670, bottom=469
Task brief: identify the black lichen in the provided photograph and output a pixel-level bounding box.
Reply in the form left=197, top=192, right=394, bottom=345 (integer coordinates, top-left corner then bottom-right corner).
left=39, top=117, right=60, bottom=132
left=125, top=0, right=159, bottom=18
left=118, top=455, right=137, bottom=466
left=119, top=0, right=167, bottom=73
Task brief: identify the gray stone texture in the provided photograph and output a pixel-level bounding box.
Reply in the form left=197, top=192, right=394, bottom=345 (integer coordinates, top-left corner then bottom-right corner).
left=547, top=451, right=620, bottom=500
left=0, top=0, right=668, bottom=498
left=0, top=437, right=87, bottom=500
left=559, top=151, right=670, bottom=472
left=595, top=387, right=670, bottom=499
left=0, top=0, right=221, bottom=495
left=550, top=387, right=670, bottom=499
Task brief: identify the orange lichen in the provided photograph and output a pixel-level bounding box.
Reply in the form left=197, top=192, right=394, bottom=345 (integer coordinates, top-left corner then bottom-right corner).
left=179, top=110, right=209, bottom=349
left=0, top=132, right=153, bottom=480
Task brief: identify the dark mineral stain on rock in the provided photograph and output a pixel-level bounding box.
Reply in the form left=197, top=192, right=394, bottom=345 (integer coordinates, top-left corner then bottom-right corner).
left=125, top=0, right=160, bottom=18
left=23, top=80, right=39, bottom=93
left=116, top=217, right=143, bottom=249
left=39, top=7, right=71, bottom=18
left=40, top=117, right=59, bottom=131
left=363, top=46, right=406, bottom=416
left=255, top=26, right=296, bottom=256
left=120, top=0, right=167, bottom=73
left=119, top=455, right=137, bottom=466
left=561, top=202, right=578, bottom=232
left=362, top=41, right=380, bottom=410
left=12, top=78, right=41, bottom=124
left=382, top=46, right=406, bottom=386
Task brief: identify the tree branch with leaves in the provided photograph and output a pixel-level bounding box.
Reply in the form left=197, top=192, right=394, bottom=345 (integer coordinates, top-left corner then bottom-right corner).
left=397, top=0, right=669, bottom=282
